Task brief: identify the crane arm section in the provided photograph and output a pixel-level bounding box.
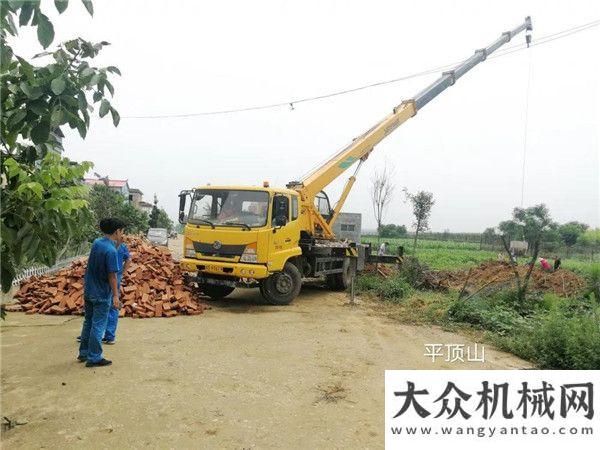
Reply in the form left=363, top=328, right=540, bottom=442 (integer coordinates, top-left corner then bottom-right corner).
left=289, top=16, right=532, bottom=211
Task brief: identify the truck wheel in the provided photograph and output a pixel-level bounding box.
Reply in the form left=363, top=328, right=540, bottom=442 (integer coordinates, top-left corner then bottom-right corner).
left=326, top=258, right=356, bottom=291
left=201, top=284, right=235, bottom=300
left=259, top=262, right=302, bottom=305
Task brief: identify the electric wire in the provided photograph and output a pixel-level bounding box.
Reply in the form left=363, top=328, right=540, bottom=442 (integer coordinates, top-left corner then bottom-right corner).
left=122, top=20, right=599, bottom=119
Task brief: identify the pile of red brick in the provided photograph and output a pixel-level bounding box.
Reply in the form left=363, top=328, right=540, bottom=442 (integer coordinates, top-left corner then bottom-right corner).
left=12, top=236, right=207, bottom=318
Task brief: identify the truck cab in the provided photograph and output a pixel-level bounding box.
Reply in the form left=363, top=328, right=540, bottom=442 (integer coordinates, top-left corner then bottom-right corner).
left=179, top=186, right=303, bottom=303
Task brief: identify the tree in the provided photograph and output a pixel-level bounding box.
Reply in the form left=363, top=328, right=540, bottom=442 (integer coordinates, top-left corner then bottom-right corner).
left=1, top=153, right=93, bottom=287
left=379, top=224, right=407, bottom=238
left=559, top=221, right=588, bottom=249
left=498, top=204, right=558, bottom=251
left=497, top=204, right=557, bottom=306
left=482, top=227, right=496, bottom=245
left=88, top=185, right=149, bottom=235
left=403, top=189, right=435, bottom=254
left=370, top=165, right=395, bottom=245
left=578, top=228, right=600, bottom=258
left=149, top=194, right=160, bottom=227
left=1, top=0, right=120, bottom=291
left=154, top=208, right=174, bottom=233
left=147, top=194, right=172, bottom=232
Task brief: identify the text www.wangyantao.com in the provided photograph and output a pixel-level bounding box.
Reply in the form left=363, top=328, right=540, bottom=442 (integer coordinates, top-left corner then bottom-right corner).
left=389, top=425, right=594, bottom=438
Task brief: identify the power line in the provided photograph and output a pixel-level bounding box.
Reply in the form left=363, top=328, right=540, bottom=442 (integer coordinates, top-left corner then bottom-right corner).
left=123, top=20, right=599, bottom=119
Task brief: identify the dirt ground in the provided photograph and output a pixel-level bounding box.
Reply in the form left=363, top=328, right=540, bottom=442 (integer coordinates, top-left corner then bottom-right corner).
left=1, top=236, right=530, bottom=449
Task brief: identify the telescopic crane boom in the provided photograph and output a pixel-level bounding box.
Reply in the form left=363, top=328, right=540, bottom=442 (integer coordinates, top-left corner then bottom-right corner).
left=288, top=16, right=532, bottom=239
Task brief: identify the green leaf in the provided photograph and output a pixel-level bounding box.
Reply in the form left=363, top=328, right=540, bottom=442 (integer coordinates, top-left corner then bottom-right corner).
left=16, top=56, right=34, bottom=80
left=5, top=11, right=18, bottom=35
left=44, top=198, right=61, bottom=210
left=109, top=107, right=120, bottom=127
left=80, top=67, right=94, bottom=78
left=16, top=182, right=44, bottom=199
left=77, top=91, right=87, bottom=110
left=30, top=120, right=50, bottom=144
left=19, top=2, right=34, bottom=26
left=50, top=76, right=66, bottom=95
left=37, top=14, right=55, bottom=49
left=50, top=108, right=63, bottom=127
left=54, top=0, right=68, bottom=13
left=7, top=109, right=26, bottom=127
left=92, top=91, right=102, bottom=102
left=99, top=99, right=110, bottom=117
left=81, top=0, right=93, bottom=16
left=1, top=44, right=13, bottom=71
left=76, top=120, right=87, bottom=139
left=105, top=79, right=114, bottom=96
left=106, top=66, right=121, bottom=76
left=19, top=82, right=43, bottom=100
left=30, top=100, right=47, bottom=116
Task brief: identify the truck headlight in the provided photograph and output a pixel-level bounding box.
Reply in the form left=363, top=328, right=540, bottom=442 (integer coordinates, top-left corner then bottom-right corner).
left=185, top=243, right=196, bottom=258
left=240, top=245, right=257, bottom=263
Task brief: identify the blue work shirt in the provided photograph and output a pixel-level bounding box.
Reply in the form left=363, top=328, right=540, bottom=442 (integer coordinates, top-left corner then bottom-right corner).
left=83, top=237, right=119, bottom=301
left=117, top=243, right=131, bottom=287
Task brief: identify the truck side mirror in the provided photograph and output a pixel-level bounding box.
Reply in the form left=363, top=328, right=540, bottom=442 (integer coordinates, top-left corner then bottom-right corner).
left=274, top=215, right=287, bottom=227
left=178, top=192, right=188, bottom=224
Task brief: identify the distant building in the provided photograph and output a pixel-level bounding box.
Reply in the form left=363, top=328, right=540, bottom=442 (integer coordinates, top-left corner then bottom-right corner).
left=331, top=212, right=362, bottom=243
left=129, top=188, right=143, bottom=206
left=84, top=178, right=130, bottom=199
left=138, top=201, right=154, bottom=214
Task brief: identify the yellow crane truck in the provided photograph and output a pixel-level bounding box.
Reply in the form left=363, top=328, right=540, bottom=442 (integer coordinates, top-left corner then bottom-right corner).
left=178, top=17, right=532, bottom=304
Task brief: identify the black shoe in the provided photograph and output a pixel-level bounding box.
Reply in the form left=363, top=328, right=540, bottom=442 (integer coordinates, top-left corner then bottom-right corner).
left=77, top=356, right=86, bottom=362
left=76, top=336, right=82, bottom=342
left=103, top=339, right=116, bottom=345
left=85, top=358, right=112, bottom=368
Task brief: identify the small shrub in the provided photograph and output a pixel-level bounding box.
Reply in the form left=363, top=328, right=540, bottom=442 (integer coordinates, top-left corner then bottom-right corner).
left=377, top=277, right=413, bottom=302
left=355, top=274, right=413, bottom=302
left=398, top=256, right=429, bottom=288
left=446, top=296, right=525, bottom=335
left=497, top=307, right=600, bottom=369
left=584, top=263, right=600, bottom=302
left=355, top=275, right=380, bottom=293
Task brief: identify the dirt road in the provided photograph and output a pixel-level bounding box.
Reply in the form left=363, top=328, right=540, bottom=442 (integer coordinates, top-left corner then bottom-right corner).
left=1, top=237, right=530, bottom=448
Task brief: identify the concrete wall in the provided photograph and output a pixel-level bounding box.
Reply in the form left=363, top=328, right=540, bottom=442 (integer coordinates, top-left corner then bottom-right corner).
left=331, top=212, right=362, bottom=243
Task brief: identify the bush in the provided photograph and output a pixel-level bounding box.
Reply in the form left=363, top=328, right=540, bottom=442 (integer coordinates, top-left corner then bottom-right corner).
left=355, top=274, right=413, bottom=302
left=378, top=278, right=414, bottom=302
left=355, top=275, right=380, bottom=293
left=498, top=308, right=600, bottom=369
left=398, top=256, right=429, bottom=288
left=584, top=263, right=600, bottom=302
left=446, top=296, right=525, bottom=335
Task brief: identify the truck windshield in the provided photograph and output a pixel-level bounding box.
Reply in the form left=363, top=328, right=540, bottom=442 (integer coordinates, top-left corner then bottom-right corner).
left=188, top=189, right=269, bottom=228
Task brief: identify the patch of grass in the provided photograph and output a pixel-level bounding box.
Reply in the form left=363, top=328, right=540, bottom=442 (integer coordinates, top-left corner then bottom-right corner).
left=355, top=274, right=413, bottom=303
left=446, top=295, right=526, bottom=336
left=495, top=306, right=600, bottom=369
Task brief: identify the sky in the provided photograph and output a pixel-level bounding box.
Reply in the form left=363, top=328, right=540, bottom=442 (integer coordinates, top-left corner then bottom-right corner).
left=12, top=0, right=600, bottom=231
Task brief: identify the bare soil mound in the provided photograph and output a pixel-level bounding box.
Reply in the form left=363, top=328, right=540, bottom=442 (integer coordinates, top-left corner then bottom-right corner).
left=435, top=261, right=585, bottom=297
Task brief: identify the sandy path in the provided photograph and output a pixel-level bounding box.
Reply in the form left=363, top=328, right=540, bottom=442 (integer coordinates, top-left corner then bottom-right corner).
left=1, top=236, right=530, bottom=448
left=1, top=289, right=529, bottom=449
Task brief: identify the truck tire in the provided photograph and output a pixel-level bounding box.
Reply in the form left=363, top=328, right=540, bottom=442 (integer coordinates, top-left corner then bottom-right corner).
left=326, top=258, right=356, bottom=291
left=201, top=284, right=235, bottom=300
left=259, top=262, right=302, bottom=305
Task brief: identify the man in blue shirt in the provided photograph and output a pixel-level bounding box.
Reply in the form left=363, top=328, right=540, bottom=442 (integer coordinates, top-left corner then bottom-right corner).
left=103, top=237, right=130, bottom=344
left=78, top=218, right=125, bottom=367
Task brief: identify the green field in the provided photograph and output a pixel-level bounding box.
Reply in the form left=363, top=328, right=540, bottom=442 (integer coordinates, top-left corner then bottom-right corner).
left=361, top=235, right=597, bottom=274
left=358, top=235, right=600, bottom=369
